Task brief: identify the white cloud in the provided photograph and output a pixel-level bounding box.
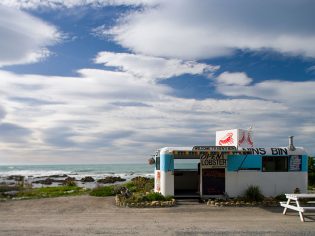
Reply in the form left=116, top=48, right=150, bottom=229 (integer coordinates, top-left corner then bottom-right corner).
left=0, top=5, right=61, bottom=67
left=306, top=65, right=315, bottom=74
left=216, top=72, right=252, bottom=86
left=0, top=0, right=158, bottom=9
left=0, top=68, right=172, bottom=157
left=1, top=67, right=315, bottom=163
left=94, top=51, right=219, bottom=81
left=216, top=80, right=315, bottom=109
left=77, top=68, right=172, bottom=98
left=105, top=0, right=315, bottom=59
left=0, top=123, right=31, bottom=143
left=0, top=106, right=5, bottom=121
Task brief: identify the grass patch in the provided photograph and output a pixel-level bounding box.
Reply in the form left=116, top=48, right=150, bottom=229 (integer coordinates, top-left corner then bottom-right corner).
left=89, top=177, right=155, bottom=199
left=17, top=186, right=88, bottom=199
left=89, top=185, right=116, bottom=197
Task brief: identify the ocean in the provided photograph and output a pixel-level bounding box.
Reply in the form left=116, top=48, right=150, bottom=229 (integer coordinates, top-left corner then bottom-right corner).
left=0, top=162, right=198, bottom=188
left=0, top=164, right=155, bottom=181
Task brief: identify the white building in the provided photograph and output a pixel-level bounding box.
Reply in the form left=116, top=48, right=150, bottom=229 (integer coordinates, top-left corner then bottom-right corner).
left=153, top=129, right=308, bottom=198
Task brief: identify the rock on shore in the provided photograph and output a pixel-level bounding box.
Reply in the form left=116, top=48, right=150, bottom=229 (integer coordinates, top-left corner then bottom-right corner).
left=80, top=176, right=95, bottom=182
left=97, top=176, right=126, bottom=184
left=6, top=175, right=24, bottom=181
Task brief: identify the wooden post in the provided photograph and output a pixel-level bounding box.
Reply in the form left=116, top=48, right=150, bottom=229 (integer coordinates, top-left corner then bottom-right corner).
left=295, top=200, right=305, bottom=222
left=283, top=198, right=290, bottom=215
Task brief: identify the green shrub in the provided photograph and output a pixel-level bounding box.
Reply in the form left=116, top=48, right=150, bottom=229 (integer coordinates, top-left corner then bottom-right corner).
left=89, top=185, right=116, bottom=197
left=122, top=178, right=154, bottom=193
left=123, top=192, right=171, bottom=203
left=123, top=182, right=137, bottom=192
left=309, top=173, right=315, bottom=187
left=130, top=177, right=153, bottom=192
left=144, top=180, right=154, bottom=192
left=143, top=192, right=166, bottom=201
left=124, top=193, right=145, bottom=203
left=309, top=157, right=315, bottom=187
left=164, top=195, right=173, bottom=201
left=112, top=185, right=123, bottom=195
left=275, top=193, right=286, bottom=201
left=244, top=185, right=264, bottom=202
left=294, top=187, right=301, bottom=194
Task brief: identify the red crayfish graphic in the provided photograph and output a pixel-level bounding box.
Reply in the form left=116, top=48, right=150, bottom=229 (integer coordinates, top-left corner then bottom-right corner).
left=238, top=131, right=253, bottom=147
left=238, top=132, right=245, bottom=145
left=219, top=132, right=234, bottom=145
left=247, top=133, right=253, bottom=147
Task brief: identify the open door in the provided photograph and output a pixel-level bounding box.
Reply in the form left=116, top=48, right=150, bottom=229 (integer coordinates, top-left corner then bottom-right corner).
left=173, top=158, right=200, bottom=197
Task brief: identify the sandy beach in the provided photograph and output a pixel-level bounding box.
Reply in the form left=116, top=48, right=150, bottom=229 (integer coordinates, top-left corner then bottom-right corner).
left=0, top=196, right=315, bottom=236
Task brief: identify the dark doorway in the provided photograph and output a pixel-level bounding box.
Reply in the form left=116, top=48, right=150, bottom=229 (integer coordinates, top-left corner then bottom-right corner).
left=202, top=168, right=225, bottom=195
left=174, top=158, right=200, bottom=197
left=174, top=170, right=199, bottom=196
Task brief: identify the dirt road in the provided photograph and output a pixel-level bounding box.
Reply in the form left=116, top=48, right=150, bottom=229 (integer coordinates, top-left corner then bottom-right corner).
left=1, top=196, right=314, bottom=235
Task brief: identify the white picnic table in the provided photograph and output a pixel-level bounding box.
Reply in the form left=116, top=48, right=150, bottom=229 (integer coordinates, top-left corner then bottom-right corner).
left=280, top=193, right=315, bottom=222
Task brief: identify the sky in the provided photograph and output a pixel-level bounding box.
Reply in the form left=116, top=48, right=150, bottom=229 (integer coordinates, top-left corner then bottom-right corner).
left=0, top=0, right=314, bottom=164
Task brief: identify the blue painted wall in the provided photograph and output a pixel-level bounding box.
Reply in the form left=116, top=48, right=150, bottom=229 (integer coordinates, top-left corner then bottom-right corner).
left=301, top=155, right=308, bottom=172
left=227, top=155, right=262, bottom=171
left=160, top=153, right=174, bottom=171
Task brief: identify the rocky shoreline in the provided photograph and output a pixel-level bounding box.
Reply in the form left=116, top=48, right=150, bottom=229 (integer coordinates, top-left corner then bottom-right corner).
left=0, top=174, right=128, bottom=189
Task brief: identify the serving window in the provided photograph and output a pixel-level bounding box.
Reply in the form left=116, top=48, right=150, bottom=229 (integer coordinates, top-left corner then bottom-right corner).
left=262, top=156, right=288, bottom=172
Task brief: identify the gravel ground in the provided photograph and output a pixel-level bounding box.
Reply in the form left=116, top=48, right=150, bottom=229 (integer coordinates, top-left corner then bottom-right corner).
left=0, top=196, right=315, bottom=236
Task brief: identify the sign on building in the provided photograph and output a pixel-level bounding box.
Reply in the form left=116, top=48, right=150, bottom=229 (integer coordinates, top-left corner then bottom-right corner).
left=289, top=155, right=302, bottom=171
left=216, top=129, right=254, bottom=148
left=200, top=152, right=227, bottom=168
left=193, top=146, right=236, bottom=151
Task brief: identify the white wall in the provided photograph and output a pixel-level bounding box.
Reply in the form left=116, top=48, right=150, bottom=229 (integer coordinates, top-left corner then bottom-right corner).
left=160, top=171, right=174, bottom=196
left=226, top=171, right=307, bottom=197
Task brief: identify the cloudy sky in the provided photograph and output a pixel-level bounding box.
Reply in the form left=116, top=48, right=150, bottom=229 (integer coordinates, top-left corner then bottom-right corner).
left=0, top=0, right=314, bottom=164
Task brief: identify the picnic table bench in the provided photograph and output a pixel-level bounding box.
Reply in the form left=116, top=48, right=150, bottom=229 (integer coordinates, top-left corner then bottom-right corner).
left=280, top=193, right=315, bottom=222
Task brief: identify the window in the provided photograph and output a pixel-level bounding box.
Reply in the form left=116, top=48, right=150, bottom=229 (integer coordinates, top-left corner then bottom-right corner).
left=262, top=156, right=288, bottom=172
left=155, top=157, right=160, bottom=170
left=174, top=159, right=199, bottom=170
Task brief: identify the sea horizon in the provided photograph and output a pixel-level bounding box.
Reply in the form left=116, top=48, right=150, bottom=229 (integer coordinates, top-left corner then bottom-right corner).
left=0, top=163, right=155, bottom=182
left=0, top=162, right=148, bottom=166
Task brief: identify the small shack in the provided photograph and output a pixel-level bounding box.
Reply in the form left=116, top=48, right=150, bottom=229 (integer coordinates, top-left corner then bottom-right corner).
left=153, top=129, right=308, bottom=198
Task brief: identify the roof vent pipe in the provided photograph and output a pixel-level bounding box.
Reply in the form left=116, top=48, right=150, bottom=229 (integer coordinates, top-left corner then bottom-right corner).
left=288, top=136, right=296, bottom=151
